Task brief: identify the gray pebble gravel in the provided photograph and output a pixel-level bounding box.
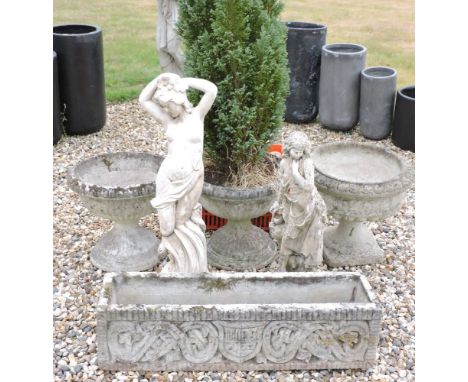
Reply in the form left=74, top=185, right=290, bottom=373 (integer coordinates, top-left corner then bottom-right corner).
left=54, top=101, right=415, bottom=381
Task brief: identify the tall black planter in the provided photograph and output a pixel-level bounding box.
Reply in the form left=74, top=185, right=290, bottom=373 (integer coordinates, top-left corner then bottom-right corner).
left=53, top=24, right=106, bottom=135
left=392, top=85, right=415, bottom=152
left=284, top=22, right=327, bottom=124
left=53, top=51, right=62, bottom=145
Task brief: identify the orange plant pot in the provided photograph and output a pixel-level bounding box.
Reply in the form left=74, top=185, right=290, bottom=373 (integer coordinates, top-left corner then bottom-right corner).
left=202, top=208, right=272, bottom=232
left=267, top=143, right=283, bottom=157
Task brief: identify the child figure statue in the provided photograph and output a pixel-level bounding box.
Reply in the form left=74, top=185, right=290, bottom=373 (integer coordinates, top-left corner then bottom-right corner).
left=270, top=131, right=327, bottom=271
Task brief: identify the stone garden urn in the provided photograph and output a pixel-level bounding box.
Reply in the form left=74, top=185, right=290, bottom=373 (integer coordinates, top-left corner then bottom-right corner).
left=312, top=142, right=413, bottom=267
left=200, top=183, right=277, bottom=271
left=68, top=152, right=163, bottom=271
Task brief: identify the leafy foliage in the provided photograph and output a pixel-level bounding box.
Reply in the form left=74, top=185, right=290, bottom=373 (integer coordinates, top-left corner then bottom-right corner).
left=178, top=0, right=289, bottom=176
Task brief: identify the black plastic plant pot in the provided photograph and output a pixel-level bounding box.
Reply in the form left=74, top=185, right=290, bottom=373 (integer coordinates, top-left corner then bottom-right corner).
left=53, top=51, right=62, bottom=145
left=319, top=43, right=367, bottom=131
left=53, top=24, right=106, bottom=135
left=284, top=22, right=327, bottom=124
left=359, top=66, right=397, bottom=140
left=392, top=85, right=415, bottom=152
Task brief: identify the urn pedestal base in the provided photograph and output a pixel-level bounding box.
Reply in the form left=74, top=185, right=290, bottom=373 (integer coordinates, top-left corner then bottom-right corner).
left=91, top=222, right=160, bottom=272
left=323, top=220, right=383, bottom=267
left=208, top=220, right=277, bottom=271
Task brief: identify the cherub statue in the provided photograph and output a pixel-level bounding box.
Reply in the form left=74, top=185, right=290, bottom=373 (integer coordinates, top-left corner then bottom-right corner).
left=139, top=73, right=217, bottom=272
left=270, top=131, right=327, bottom=271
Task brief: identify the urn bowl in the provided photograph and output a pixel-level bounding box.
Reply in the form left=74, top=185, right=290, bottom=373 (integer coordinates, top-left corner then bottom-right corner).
left=68, top=152, right=163, bottom=271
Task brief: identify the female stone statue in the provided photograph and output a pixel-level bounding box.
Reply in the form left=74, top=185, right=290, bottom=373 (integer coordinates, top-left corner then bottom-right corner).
left=157, top=0, right=184, bottom=75
left=270, top=131, right=327, bottom=271
left=139, top=73, right=217, bottom=272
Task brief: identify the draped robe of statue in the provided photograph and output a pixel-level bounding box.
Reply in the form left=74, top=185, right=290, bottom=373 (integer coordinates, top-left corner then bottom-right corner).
left=152, top=152, right=207, bottom=273
left=157, top=0, right=184, bottom=76
left=279, top=158, right=326, bottom=268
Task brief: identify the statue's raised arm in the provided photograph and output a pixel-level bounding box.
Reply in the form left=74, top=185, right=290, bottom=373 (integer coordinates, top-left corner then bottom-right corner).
left=138, top=74, right=174, bottom=125
left=182, top=77, right=218, bottom=118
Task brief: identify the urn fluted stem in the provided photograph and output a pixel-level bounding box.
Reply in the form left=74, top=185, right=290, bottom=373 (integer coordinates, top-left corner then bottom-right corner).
left=207, top=219, right=277, bottom=271
left=90, top=219, right=159, bottom=272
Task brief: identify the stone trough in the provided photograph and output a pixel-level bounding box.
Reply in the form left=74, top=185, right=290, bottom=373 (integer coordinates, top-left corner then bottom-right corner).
left=97, top=272, right=382, bottom=371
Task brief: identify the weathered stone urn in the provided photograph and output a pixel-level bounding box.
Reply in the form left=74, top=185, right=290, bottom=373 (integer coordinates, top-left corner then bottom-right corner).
left=97, top=271, right=382, bottom=371
left=200, top=183, right=277, bottom=270
left=68, top=152, right=163, bottom=271
left=312, top=142, right=413, bottom=266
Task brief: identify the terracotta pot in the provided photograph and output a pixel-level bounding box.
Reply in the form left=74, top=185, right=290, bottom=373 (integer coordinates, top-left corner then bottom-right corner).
left=202, top=208, right=272, bottom=231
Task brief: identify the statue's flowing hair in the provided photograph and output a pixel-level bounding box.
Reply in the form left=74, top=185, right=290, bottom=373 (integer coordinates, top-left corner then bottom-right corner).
left=153, top=74, right=193, bottom=114
left=283, top=131, right=311, bottom=158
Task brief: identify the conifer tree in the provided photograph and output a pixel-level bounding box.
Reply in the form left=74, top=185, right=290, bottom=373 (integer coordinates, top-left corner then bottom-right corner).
left=178, top=0, right=289, bottom=177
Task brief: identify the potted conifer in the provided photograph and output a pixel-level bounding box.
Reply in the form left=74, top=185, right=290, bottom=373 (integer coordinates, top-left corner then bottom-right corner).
left=178, top=0, right=289, bottom=270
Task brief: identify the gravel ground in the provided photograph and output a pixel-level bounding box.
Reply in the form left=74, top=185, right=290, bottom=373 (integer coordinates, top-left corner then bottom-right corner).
left=53, top=101, right=415, bottom=382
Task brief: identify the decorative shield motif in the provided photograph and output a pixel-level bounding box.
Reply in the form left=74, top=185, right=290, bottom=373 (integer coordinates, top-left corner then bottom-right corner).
left=214, top=321, right=266, bottom=363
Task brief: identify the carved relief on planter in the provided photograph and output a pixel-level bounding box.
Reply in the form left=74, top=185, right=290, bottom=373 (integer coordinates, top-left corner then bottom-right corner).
left=214, top=322, right=265, bottom=363
left=97, top=272, right=382, bottom=371
left=106, top=320, right=370, bottom=366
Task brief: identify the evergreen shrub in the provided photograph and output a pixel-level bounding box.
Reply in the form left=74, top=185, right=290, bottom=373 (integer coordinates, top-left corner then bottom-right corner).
left=178, top=0, right=289, bottom=177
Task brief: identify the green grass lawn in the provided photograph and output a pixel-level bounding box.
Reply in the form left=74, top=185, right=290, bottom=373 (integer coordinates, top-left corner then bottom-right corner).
left=54, top=0, right=414, bottom=103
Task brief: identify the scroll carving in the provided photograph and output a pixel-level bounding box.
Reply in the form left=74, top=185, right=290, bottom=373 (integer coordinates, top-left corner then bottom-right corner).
left=107, top=320, right=370, bottom=365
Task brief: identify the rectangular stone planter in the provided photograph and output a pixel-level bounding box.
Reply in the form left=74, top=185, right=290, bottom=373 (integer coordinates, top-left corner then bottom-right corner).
left=97, top=272, right=382, bottom=371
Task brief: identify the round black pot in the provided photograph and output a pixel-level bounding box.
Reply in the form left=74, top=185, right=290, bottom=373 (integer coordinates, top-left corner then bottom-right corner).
left=284, top=22, right=327, bottom=124
left=392, top=85, right=415, bottom=152
left=53, top=24, right=106, bottom=135
left=53, top=51, right=62, bottom=145
left=318, top=43, right=367, bottom=131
